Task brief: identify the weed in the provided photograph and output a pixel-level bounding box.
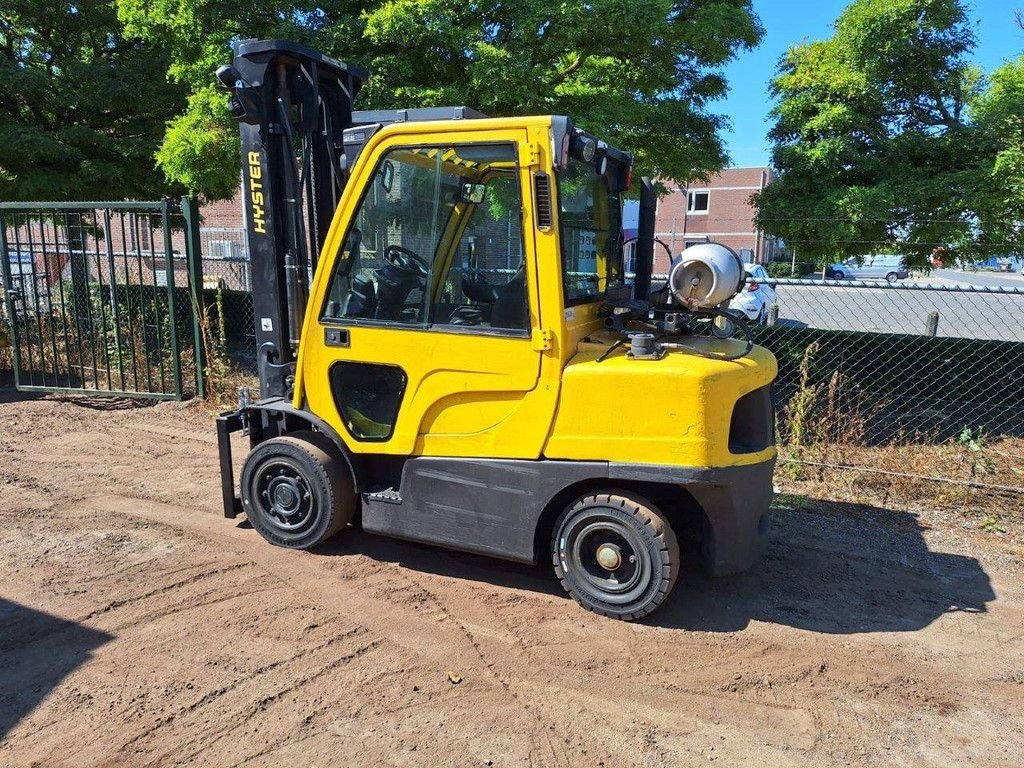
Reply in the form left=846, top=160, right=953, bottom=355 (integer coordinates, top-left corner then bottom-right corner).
left=773, top=493, right=810, bottom=511
left=979, top=514, right=1007, bottom=534
left=197, top=287, right=256, bottom=407
left=955, top=426, right=998, bottom=479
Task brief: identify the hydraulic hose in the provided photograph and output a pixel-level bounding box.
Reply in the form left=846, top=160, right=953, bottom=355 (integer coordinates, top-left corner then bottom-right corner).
left=660, top=306, right=755, bottom=361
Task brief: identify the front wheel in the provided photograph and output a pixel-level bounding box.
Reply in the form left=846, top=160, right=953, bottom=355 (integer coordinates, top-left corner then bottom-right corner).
left=885, top=271, right=899, bottom=284
left=832, top=269, right=845, bottom=280
left=552, top=492, right=680, bottom=620
left=240, top=431, right=355, bottom=549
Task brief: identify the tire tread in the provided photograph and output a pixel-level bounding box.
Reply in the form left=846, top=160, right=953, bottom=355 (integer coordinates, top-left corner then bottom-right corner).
left=551, top=490, right=680, bottom=621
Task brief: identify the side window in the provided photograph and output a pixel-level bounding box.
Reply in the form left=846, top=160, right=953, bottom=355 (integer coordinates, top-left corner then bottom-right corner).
left=322, top=143, right=528, bottom=332
left=556, top=157, right=624, bottom=304
left=433, top=172, right=528, bottom=332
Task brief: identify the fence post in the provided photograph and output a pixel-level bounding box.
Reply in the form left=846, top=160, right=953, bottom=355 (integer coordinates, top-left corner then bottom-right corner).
left=102, top=209, right=127, bottom=389
left=181, top=196, right=206, bottom=399
left=0, top=213, right=23, bottom=380
left=161, top=198, right=183, bottom=399
left=768, top=303, right=779, bottom=327
left=925, top=311, right=939, bottom=337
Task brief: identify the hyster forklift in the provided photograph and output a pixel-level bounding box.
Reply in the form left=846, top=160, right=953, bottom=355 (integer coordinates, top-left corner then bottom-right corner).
left=214, top=40, right=777, bottom=620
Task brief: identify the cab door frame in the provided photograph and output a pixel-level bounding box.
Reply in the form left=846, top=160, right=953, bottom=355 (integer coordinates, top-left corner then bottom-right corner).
left=295, top=119, right=561, bottom=460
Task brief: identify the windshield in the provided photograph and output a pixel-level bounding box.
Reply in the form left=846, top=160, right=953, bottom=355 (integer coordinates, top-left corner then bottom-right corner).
left=555, top=156, right=624, bottom=304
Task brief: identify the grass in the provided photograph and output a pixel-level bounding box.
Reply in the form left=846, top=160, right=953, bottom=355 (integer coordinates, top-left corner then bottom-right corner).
left=777, top=435, right=1024, bottom=534
left=775, top=341, right=1024, bottom=531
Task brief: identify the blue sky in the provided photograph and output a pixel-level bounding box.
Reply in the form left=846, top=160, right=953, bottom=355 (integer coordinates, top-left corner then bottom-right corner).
left=718, top=0, right=1024, bottom=168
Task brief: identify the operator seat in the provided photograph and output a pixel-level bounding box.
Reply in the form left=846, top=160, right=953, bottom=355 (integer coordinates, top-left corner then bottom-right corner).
left=489, top=268, right=528, bottom=330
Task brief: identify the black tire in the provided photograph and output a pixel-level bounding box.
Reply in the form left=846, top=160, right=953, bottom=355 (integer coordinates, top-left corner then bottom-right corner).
left=885, top=271, right=898, bottom=284
left=552, top=492, right=680, bottom=620
left=832, top=269, right=845, bottom=280
left=240, top=430, right=356, bottom=549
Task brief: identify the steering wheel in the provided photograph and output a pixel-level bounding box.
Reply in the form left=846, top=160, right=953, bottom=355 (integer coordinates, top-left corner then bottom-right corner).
left=383, top=244, right=429, bottom=278
left=448, top=305, right=483, bottom=326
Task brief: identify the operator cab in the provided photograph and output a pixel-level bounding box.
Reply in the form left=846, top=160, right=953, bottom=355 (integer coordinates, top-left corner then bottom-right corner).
left=321, top=113, right=630, bottom=337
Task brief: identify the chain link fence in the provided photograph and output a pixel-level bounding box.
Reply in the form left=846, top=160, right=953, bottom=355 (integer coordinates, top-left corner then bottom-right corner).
left=193, top=226, right=257, bottom=378
left=183, top=223, right=1024, bottom=514
left=745, top=276, right=1024, bottom=517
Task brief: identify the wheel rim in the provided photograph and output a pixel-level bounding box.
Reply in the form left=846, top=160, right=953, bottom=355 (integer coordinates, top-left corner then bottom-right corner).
left=252, top=458, right=317, bottom=535
left=561, top=516, right=652, bottom=605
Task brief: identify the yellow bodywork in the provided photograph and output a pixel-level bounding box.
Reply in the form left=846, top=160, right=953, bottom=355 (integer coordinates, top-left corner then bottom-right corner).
left=295, top=115, right=777, bottom=471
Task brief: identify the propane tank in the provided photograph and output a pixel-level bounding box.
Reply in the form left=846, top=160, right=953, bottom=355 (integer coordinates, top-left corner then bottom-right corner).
left=668, top=242, right=745, bottom=309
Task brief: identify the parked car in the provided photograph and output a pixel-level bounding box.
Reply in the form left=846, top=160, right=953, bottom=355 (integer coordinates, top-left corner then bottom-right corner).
left=729, top=263, right=777, bottom=324
left=828, top=254, right=909, bottom=283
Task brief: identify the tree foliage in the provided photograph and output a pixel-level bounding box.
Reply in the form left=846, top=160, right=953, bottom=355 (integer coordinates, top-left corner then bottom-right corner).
left=0, top=0, right=186, bottom=200
left=117, top=0, right=763, bottom=200
left=972, top=56, right=1024, bottom=256
left=754, top=0, right=1022, bottom=266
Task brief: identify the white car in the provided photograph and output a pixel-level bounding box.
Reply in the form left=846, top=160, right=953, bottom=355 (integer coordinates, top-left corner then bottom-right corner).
left=729, top=263, right=777, bottom=324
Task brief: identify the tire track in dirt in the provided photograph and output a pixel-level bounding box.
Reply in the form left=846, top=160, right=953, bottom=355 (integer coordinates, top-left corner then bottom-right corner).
left=115, top=627, right=374, bottom=756
left=379, top=567, right=574, bottom=768
left=151, top=638, right=385, bottom=767
left=12, top=470, right=1016, bottom=768
left=70, top=494, right=815, bottom=766
left=80, top=561, right=253, bottom=622
left=73, top=494, right=593, bottom=767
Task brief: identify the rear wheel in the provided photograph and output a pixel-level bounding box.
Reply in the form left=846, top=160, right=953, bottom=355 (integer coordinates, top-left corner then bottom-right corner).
left=240, top=431, right=355, bottom=549
left=552, top=492, right=680, bottom=620
left=885, top=271, right=899, bottom=284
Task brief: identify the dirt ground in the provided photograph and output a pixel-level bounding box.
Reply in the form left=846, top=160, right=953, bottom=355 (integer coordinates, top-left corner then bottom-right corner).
left=1, top=391, right=1023, bottom=768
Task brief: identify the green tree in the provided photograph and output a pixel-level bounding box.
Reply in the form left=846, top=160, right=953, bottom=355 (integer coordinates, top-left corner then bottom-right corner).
left=118, top=0, right=763, bottom=200
left=754, top=0, right=995, bottom=266
left=0, top=0, right=186, bottom=200
left=971, top=56, right=1024, bottom=257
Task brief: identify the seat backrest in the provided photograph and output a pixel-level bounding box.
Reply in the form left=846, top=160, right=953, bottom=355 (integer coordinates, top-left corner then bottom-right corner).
left=489, top=269, right=528, bottom=330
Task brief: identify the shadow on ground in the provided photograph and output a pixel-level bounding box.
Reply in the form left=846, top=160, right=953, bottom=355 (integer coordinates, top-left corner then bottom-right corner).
left=310, top=498, right=994, bottom=635
left=0, top=378, right=154, bottom=410
left=0, top=599, right=113, bottom=740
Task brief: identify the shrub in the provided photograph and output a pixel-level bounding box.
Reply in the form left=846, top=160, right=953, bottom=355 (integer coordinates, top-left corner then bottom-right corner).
left=766, top=261, right=817, bottom=278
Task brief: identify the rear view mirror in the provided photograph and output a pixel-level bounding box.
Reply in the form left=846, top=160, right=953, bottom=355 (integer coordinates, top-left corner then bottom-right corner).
left=459, top=182, right=487, bottom=205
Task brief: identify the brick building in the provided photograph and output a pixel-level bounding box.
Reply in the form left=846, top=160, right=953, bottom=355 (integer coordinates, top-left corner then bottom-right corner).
left=653, top=167, right=778, bottom=273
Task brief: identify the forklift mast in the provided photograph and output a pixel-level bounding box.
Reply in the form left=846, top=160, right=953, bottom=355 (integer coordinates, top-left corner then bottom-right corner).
left=217, top=40, right=367, bottom=398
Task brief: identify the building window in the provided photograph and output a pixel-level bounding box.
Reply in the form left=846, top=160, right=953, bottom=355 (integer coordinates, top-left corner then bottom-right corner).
left=687, top=190, right=710, bottom=214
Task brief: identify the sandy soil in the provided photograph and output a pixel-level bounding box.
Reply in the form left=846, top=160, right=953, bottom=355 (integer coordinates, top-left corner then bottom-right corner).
left=1, top=391, right=1022, bottom=767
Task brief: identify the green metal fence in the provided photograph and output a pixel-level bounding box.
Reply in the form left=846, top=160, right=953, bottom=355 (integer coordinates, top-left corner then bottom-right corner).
left=0, top=200, right=206, bottom=400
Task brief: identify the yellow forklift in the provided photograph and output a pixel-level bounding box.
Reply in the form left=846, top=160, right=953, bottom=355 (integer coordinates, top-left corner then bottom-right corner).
left=214, top=40, right=776, bottom=620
